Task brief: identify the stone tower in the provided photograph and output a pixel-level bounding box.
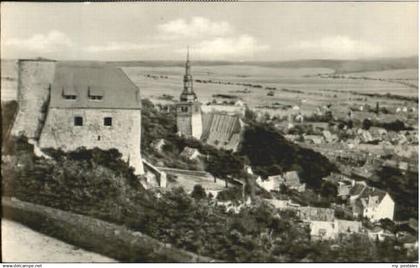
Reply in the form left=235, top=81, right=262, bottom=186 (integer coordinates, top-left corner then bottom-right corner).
left=176, top=49, right=202, bottom=139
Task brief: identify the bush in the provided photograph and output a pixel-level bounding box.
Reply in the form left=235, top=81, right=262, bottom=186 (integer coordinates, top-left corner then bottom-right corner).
left=191, top=184, right=207, bottom=200
left=217, top=187, right=243, bottom=202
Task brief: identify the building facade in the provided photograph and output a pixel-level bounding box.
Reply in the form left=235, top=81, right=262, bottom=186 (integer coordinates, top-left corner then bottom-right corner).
left=37, top=62, right=144, bottom=175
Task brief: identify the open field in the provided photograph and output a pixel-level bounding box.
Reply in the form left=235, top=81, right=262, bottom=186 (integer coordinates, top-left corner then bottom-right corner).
left=1, top=59, right=18, bottom=101
left=346, top=69, right=418, bottom=80
left=122, top=64, right=418, bottom=122
left=1, top=59, right=418, bottom=123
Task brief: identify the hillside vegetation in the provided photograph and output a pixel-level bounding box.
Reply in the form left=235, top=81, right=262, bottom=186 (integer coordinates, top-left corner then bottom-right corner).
left=1, top=97, right=417, bottom=261
left=2, top=137, right=416, bottom=262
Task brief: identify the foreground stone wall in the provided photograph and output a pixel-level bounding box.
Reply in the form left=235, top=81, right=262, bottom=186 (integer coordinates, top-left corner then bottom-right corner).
left=2, top=198, right=218, bottom=262
left=11, top=60, right=56, bottom=139
left=39, top=108, right=144, bottom=175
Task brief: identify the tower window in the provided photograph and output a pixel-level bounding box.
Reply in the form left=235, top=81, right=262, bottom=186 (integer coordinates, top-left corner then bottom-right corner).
left=104, top=117, right=112, bottom=126
left=181, top=106, right=188, bottom=112
left=74, top=116, right=83, bottom=126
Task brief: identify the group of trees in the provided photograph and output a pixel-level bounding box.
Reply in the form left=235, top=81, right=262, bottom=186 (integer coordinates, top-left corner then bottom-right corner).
left=239, top=121, right=337, bottom=189
left=372, top=166, right=418, bottom=221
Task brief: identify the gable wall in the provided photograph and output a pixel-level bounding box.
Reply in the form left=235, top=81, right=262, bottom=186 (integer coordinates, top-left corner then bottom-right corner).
left=39, top=108, right=143, bottom=175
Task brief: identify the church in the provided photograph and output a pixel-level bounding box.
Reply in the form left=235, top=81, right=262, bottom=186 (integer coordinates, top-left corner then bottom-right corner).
left=176, top=51, right=244, bottom=152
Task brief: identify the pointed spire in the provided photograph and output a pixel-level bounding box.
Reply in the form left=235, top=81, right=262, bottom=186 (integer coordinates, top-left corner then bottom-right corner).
left=187, top=46, right=190, bottom=61
left=180, top=46, right=197, bottom=102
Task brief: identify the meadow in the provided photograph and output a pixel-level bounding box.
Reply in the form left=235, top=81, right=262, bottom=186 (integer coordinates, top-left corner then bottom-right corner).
left=122, top=64, right=418, bottom=121
left=1, top=59, right=417, bottom=122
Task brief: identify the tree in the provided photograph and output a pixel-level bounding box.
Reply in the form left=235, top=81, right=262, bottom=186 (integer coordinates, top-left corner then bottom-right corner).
left=191, top=184, right=207, bottom=200
left=240, top=122, right=337, bottom=189
left=362, top=119, right=372, bottom=130
left=319, top=181, right=338, bottom=203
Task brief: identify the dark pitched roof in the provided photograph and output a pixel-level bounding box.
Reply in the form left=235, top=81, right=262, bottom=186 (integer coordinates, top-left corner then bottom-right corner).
left=349, top=183, right=366, bottom=196
left=359, top=187, right=387, bottom=201
left=50, top=62, right=141, bottom=109
left=283, top=171, right=301, bottom=187
left=201, top=112, right=243, bottom=151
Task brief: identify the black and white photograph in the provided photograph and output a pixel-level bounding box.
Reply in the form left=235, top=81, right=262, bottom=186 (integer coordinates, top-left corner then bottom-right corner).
left=1, top=1, right=418, bottom=264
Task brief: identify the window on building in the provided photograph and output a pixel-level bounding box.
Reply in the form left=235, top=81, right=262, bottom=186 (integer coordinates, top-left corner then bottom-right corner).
left=89, top=95, right=103, bottom=100
left=74, top=116, right=83, bottom=126
left=104, top=117, right=112, bottom=126
left=88, top=88, right=104, bottom=101
left=62, top=88, right=77, bottom=100
left=181, top=106, right=188, bottom=112
left=63, top=95, right=77, bottom=100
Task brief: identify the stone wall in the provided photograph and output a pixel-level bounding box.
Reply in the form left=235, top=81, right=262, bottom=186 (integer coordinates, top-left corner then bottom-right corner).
left=176, top=102, right=202, bottom=139
left=177, top=114, right=193, bottom=136
left=39, top=108, right=144, bottom=175
left=2, top=198, right=217, bottom=262
left=191, top=109, right=203, bottom=139
left=11, top=60, right=56, bottom=139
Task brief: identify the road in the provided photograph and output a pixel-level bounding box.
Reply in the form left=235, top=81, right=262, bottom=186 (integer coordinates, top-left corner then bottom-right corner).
left=2, top=219, right=116, bottom=262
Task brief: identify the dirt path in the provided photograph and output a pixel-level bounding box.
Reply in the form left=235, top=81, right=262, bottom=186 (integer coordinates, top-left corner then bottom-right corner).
left=1, top=219, right=117, bottom=262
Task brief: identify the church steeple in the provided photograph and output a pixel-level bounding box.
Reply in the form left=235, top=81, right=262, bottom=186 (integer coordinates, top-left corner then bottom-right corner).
left=180, top=47, right=197, bottom=102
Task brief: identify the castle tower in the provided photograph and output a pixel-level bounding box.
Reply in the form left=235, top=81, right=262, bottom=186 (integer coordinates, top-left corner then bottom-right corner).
left=176, top=48, right=202, bottom=139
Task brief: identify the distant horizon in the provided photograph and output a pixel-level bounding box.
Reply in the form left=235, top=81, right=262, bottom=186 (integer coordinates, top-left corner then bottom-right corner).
left=2, top=55, right=418, bottom=63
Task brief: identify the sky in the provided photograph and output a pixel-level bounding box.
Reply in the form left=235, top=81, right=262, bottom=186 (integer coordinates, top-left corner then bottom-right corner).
left=1, top=2, right=418, bottom=61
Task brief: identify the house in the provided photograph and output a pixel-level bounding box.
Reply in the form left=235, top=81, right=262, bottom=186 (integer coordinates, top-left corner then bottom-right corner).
left=335, top=219, right=363, bottom=236
left=310, top=219, right=363, bottom=241
left=348, top=181, right=367, bottom=201
left=337, top=181, right=352, bottom=198
left=180, top=146, right=202, bottom=160
left=310, top=221, right=336, bottom=240
left=151, top=139, right=166, bottom=153
left=298, top=206, right=335, bottom=222
left=256, top=176, right=281, bottom=192
left=322, top=130, right=338, bottom=143
left=282, top=171, right=306, bottom=192
left=350, top=186, right=395, bottom=221
left=304, top=135, right=324, bottom=144
left=259, top=171, right=305, bottom=192
left=12, top=60, right=144, bottom=175
left=357, top=129, right=374, bottom=143
left=264, top=198, right=301, bottom=210
left=370, top=127, right=387, bottom=140
left=367, top=226, right=394, bottom=241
